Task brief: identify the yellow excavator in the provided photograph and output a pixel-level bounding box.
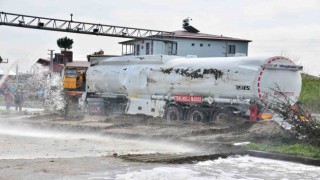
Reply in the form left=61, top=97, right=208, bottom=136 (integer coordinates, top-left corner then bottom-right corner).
left=63, top=63, right=89, bottom=117
left=64, top=67, right=86, bottom=90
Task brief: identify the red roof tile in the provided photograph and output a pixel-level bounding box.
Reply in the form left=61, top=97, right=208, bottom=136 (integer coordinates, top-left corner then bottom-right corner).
left=119, top=30, right=251, bottom=44
left=172, top=30, right=251, bottom=42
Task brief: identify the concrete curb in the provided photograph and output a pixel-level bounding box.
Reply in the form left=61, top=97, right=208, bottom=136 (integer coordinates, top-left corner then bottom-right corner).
left=246, top=150, right=320, bottom=166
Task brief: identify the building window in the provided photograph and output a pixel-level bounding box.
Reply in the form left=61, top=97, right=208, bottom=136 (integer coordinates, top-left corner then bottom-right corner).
left=146, top=43, right=150, bottom=55
left=167, top=42, right=177, bottom=55
left=172, top=42, right=177, bottom=55
left=200, top=43, right=203, bottom=47
left=65, top=68, right=76, bottom=78
left=228, top=45, right=236, bottom=54
left=191, top=43, right=195, bottom=46
left=136, top=44, right=140, bottom=55
left=151, top=40, right=153, bottom=55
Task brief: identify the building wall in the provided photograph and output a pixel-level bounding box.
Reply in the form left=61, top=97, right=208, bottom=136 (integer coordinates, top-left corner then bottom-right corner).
left=174, top=39, right=248, bottom=57
left=131, top=40, right=154, bottom=56
left=176, top=39, right=224, bottom=57
left=226, top=41, right=249, bottom=57
left=153, top=41, right=165, bottom=55
left=127, top=38, right=249, bottom=57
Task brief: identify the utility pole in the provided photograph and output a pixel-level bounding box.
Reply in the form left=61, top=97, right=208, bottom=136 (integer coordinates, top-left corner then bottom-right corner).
left=48, top=49, right=55, bottom=72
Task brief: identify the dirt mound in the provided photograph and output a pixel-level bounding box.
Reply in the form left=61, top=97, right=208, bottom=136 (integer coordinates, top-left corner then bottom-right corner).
left=119, top=153, right=233, bottom=164
left=248, top=120, right=284, bottom=135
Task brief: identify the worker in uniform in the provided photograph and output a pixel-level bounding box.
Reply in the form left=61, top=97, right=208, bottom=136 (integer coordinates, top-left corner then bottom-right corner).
left=14, top=89, right=24, bottom=112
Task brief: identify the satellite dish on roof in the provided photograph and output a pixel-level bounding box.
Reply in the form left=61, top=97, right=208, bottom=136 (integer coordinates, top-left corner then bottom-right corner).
left=182, top=18, right=199, bottom=33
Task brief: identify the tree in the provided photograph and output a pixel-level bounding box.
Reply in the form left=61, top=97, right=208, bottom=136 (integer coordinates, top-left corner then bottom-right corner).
left=57, top=37, right=74, bottom=51
left=258, top=87, right=320, bottom=147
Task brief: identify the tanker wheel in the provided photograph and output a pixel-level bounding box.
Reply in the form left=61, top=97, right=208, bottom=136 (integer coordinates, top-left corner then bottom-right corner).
left=211, top=109, right=231, bottom=126
left=165, top=106, right=182, bottom=121
left=187, top=108, right=208, bottom=123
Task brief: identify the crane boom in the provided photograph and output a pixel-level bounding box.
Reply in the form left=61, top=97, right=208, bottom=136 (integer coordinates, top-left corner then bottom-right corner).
left=0, top=11, right=175, bottom=40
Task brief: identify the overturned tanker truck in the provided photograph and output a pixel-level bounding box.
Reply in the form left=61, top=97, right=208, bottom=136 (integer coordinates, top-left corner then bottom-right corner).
left=85, top=55, right=303, bottom=122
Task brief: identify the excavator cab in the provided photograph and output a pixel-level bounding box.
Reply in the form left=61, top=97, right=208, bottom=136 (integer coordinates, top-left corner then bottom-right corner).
left=63, top=67, right=86, bottom=90
left=64, top=68, right=77, bottom=89
left=63, top=65, right=88, bottom=117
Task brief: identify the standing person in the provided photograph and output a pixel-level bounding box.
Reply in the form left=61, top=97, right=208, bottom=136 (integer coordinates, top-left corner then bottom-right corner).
left=14, top=90, right=24, bottom=112
left=4, top=91, right=13, bottom=111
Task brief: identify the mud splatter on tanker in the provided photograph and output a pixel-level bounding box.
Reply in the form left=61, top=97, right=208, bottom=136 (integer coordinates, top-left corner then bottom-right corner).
left=160, top=68, right=224, bottom=80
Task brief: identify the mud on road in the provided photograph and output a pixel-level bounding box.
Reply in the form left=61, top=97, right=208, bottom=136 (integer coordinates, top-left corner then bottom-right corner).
left=4, top=112, right=285, bottom=156
left=0, top=112, right=308, bottom=179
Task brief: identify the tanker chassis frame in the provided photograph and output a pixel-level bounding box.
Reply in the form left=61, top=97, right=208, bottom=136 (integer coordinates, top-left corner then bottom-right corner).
left=86, top=93, right=264, bottom=123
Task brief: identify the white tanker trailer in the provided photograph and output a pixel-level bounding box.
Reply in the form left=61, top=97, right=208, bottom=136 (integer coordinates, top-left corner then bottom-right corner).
left=85, top=55, right=302, bottom=123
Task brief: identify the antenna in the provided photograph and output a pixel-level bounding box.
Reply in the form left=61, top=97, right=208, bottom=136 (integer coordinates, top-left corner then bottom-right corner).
left=182, top=17, right=199, bottom=33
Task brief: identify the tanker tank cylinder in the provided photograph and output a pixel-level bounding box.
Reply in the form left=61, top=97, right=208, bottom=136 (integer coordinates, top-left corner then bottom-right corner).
left=86, top=55, right=302, bottom=108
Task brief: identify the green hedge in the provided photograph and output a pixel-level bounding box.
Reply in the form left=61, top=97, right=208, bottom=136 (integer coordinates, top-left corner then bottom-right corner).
left=246, top=143, right=320, bottom=159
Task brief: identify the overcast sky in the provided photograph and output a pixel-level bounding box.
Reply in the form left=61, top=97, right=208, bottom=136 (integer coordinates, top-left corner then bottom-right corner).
left=0, top=0, right=319, bottom=75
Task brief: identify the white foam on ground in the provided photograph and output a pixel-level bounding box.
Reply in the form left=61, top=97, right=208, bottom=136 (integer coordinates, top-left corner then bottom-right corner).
left=114, top=167, right=204, bottom=180
left=94, top=156, right=320, bottom=180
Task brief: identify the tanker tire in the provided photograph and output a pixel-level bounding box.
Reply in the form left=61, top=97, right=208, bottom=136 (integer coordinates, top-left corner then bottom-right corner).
left=165, top=106, right=182, bottom=121
left=187, top=108, right=208, bottom=123
left=211, top=109, right=232, bottom=126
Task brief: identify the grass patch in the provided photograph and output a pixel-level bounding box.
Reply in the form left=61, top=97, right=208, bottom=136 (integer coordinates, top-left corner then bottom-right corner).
left=246, top=143, right=320, bottom=159
left=300, top=75, right=320, bottom=113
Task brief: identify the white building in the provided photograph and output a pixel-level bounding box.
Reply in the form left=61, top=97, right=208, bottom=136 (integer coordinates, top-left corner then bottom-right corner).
left=119, top=30, right=251, bottom=57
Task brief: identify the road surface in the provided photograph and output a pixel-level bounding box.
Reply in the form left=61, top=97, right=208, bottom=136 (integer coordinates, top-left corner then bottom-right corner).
left=0, top=114, right=319, bottom=179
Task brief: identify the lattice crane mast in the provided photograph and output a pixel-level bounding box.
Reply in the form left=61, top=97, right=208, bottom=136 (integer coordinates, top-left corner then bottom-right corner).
left=0, top=11, right=175, bottom=40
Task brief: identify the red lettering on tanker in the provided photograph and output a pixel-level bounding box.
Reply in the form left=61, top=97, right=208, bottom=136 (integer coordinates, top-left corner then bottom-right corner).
left=174, top=95, right=202, bottom=103
left=190, top=96, right=202, bottom=103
